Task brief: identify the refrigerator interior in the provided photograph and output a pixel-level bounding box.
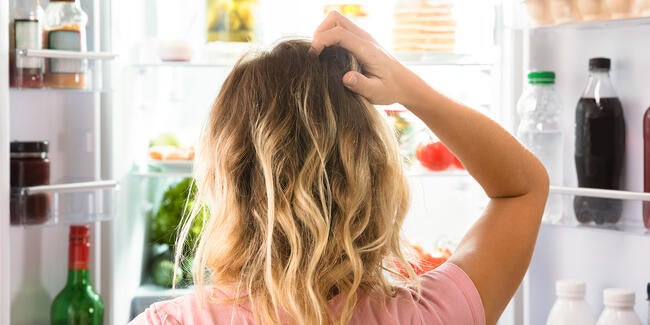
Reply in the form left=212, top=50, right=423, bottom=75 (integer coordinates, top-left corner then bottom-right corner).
left=110, top=0, right=506, bottom=323
left=525, top=19, right=650, bottom=324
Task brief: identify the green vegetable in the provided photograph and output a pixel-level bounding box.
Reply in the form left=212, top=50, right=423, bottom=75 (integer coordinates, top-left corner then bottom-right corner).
left=151, top=255, right=184, bottom=287
left=149, top=178, right=205, bottom=249
left=149, top=133, right=180, bottom=147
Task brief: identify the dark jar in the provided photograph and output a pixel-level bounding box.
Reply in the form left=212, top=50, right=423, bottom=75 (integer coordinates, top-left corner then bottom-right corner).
left=10, top=141, right=51, bottom=225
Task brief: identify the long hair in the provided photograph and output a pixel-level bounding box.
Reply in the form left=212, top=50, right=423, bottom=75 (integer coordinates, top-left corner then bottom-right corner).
left=175, top=39, right=415, bottom=324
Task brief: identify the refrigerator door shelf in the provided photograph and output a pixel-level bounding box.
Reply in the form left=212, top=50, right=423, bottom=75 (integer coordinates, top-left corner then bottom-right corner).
left=10, top=180, right=118, bottom=227
left=543, top=186, right=650, bottom=235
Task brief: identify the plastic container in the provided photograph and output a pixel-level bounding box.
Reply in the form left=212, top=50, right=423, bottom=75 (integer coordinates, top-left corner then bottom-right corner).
left=574, top=58, right=626, bottom=225
left=10, top=141, right=50, bottom=225
left=9, top=0, right=45, bottom=88
left=516, top=71, right=563, bottom=223
left=43, top=0, right=88, bottom=89
left=384, top=107, right=418, bottom=167
left=595, top=288, right=642, bottom=325
left=546, top=280, right=596, bottom=325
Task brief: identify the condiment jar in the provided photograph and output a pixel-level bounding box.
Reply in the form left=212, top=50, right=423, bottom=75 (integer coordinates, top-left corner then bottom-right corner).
left=43, top=0, right=88, bottom=89
left=10, top=141, right=51, bottom=225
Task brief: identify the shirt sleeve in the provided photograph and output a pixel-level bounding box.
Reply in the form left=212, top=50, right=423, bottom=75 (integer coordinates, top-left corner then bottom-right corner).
left=417, top=262, right=486, bottom=325
left=129, top=301, right=183, bottom=325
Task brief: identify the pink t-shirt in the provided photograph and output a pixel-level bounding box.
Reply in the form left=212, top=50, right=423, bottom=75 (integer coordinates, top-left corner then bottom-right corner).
left=130, top=262, right=485, bottom=324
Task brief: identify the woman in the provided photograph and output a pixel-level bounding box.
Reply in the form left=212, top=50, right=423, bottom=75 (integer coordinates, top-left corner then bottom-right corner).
left=132, top=11, right=548, bottom=325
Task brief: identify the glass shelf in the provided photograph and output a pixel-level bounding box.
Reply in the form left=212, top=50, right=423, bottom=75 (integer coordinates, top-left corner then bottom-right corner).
left=10, top=180, right=118, bottom=227
left=542, top=186, right=650, bottom=236
left=130, top=62, right=234, bottom=70
left=133, top=160, right=194, bottom=179
left=395, top=52, right=495, bottom=67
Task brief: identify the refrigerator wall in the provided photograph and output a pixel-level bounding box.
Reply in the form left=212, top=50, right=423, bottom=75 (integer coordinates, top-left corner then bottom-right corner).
left=525, top=19, right=650, bottom=324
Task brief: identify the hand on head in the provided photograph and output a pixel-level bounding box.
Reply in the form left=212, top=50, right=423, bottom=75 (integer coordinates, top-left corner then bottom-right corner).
left=310, top=11, right=409, bottom=105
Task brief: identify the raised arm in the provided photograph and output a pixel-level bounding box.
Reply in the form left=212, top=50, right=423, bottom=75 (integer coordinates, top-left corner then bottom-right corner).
left=311, top=11, right=549, bottom=324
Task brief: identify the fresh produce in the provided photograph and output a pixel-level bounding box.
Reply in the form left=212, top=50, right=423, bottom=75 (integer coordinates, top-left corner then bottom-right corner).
left=149, top=178, right=206, bottom=287
left=396, top=244, right=453, bottom=277
left=150, top=178, right=205, bottom=249
left=415, top=140, right=464, bottom=171
left=206, top=0, right=257, bottom=42
left=150, top=254, right=184, bottom=287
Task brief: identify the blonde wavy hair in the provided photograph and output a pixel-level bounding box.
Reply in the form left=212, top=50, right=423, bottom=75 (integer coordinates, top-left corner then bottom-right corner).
left=175, top=39, right=416, bottom=324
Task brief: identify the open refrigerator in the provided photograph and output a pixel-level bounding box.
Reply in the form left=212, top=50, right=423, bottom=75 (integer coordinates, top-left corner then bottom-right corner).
left=1, top=0, right=650, bottom=324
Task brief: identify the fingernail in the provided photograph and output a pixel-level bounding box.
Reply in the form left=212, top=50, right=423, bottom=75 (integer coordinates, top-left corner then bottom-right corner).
left=344, top=74, right=357, bottom=87
left=308, top=46, right=318, bottom=56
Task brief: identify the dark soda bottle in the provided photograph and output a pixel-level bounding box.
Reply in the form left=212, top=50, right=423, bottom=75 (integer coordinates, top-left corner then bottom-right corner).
left=643, top=107, right=650, bottom=228
left=574, top=58, right=626, bottom=225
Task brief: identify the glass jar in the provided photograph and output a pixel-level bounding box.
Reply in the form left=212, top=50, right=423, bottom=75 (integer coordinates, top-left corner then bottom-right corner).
left=205, top=0, right=258, bottom=42
left=43, top=0, right=88, bottom=89
left=9, top=0, right=45, bottom=88
left=10, top=141, right=51, bottom=225
left=384, top=107, right=419, bottom=167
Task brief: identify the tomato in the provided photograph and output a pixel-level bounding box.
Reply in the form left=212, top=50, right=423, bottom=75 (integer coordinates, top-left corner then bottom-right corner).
left=415, top=141, right=454, bottom=171
left=451, top=154, right=464, bottom=170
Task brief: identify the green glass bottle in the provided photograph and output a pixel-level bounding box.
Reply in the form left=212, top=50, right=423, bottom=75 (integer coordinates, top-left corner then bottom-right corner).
left=51, top=225, right=104, bottom=325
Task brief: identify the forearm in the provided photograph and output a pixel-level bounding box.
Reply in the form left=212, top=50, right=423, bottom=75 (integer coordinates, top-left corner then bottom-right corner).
left=397, top=69, right=546, bottom=198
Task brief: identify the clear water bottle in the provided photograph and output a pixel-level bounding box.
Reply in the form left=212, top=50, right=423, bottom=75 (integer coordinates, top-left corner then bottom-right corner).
left=517, top=71, right=564, bottom=223
left=546, top=280, right=596, bottom=325
left=596, top=288, right=642, bottom=325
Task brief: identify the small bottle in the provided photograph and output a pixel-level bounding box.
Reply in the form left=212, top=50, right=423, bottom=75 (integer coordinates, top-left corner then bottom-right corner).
left=574, top=58, right=626, bottom=225
left=595, top=288, right=642, bottom=325
left=51, top=225, right=104, bottom=325
left=643, top=107, right=650, bottom=229
left=10, top=141, right=50, bottom=225
left=516, top=71, right=564, bottom=223
left=9, top=0, right=45, bottom=88
left=43, top=0, right=88, bottom=89
left=546, top=280, right=596, bottom=325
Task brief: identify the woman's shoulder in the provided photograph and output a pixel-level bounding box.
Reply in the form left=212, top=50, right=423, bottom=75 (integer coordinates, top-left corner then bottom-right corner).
left=129, top=289, right=255, bottom=325
left=350, top=263, right=485, bottom=325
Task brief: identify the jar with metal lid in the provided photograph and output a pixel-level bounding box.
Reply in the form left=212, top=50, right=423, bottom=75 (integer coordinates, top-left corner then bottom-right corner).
left=10, top=141, right=51, bottom=225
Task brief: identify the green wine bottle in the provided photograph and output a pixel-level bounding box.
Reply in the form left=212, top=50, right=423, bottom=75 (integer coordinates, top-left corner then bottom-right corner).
left=51, top=225, right=104, bottom=325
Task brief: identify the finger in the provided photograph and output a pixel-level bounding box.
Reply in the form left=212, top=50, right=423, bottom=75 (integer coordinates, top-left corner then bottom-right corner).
left=310, top=25, right=372, bottom=61
left=342, top=71, right=383, bottom=102
left=314, top=11, right=373, bottom=41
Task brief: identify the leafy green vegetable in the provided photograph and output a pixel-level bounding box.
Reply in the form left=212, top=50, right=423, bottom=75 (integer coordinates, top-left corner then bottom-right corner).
left=150, top=255, right=183, bottom=287
left=149, top=178, right=205, bottom=251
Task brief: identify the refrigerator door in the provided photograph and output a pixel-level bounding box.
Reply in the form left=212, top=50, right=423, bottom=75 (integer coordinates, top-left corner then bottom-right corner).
left=523, top=16, right=650, bottom=325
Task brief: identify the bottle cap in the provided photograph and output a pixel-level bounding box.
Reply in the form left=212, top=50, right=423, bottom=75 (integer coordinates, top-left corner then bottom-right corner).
left=10, top=141, right=49, bottom=153
left=555, top=280, right=586, bottom=298
left=527, top=71, right=555, bottom=84
left=70, top=225, right=90, bottom=239
left=589, top=57, right=611, bottom=71
left=603, top=288, right=635, bottom=307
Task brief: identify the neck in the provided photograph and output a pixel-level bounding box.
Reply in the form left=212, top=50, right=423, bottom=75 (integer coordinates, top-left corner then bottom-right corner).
left=67, top=268, right=89, bottom=286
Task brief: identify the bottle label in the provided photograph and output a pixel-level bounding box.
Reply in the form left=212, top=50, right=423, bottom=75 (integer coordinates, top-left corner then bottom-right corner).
left=69, top=238, right=90, bottom=270
left=14, top=20, right=43, bottom=69
left=48, top=30, right=86, bottom=74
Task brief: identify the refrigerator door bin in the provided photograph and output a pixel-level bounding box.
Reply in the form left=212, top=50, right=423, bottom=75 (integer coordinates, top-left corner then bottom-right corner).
left=10, top=180, right=118, bottom=226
